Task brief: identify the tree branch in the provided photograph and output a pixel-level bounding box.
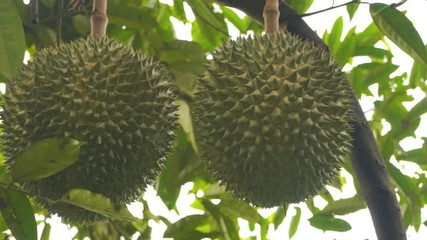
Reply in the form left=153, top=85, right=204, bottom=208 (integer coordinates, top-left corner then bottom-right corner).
left=214, top=0, right=406, bottom=239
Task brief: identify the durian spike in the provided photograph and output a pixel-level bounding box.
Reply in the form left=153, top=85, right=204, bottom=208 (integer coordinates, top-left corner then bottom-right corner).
left=263, top=0, right=280, bottom=34
left=91, top=0, right=108, bottom=37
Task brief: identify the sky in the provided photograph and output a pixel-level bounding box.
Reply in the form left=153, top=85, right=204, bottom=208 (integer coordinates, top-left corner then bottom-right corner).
left=26, top=0, right=427, bottom=239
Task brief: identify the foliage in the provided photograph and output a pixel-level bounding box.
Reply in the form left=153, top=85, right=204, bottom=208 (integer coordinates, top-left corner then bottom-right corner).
left=0, top=0, right=426, bottom=239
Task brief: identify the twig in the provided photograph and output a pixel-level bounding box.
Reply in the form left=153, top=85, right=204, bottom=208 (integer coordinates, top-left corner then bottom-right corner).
left=56, top=0, right=64, bottom=45
left=192, top=10, right=229, bottom=37
left=90, top=0, right=108, bottom=37
left=300, top=0, right=409, bottom=18
left=68, top=0, right=85, bottom=13
left=300, top=0, right=369, bottom=17
left=391, top=0, right=408, bottom=8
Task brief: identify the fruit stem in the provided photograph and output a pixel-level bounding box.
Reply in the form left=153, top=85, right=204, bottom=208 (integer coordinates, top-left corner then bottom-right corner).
left=90, top=0, right=108, bottom=37
left=263, top=0, right=280, bottom=34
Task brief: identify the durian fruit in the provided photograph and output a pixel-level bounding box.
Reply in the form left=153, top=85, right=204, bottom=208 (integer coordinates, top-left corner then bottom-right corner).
left=194, top=32, right=353, bottom=207
left=1, top=37, right=177, bottom=222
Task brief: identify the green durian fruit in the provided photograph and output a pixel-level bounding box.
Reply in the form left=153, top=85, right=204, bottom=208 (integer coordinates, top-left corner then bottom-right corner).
left=194, top=32, right=353, bottom=207
left=1, top=37, right=177, bottom=223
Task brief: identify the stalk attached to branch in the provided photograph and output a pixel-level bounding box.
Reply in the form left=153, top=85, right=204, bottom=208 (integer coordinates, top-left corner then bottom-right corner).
left=90, top=0, right=108, bottom=37
left=263, top=0, right=280, bottom=34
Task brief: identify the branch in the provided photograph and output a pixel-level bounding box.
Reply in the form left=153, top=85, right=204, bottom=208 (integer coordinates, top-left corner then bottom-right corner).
left=300, top=0, right=368, bottom=18
left=214, top=1, right=406, bottom=239
left=90, top=0, right=108, bottom=37
left=215, top=0, right=325, bottom=46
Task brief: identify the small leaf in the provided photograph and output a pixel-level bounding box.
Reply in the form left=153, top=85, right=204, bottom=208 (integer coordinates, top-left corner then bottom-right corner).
left=107, top=4, right=157, bottom=30
left=346, top=1, right=359, bottom=20
left=273, top=206, right=286, bottom=229
left=59, top=188, right=137, bottom=222
left=321, top=195, right=366, bottom=215
left=171, top=0, right=187, bottom=22
left=353, top=46, right=393, bottom=59
left=355, top=22, right=384, bottom=46
left=0, top=164, right=12, bottom=185
left=72, top=14, right=90, bottom=35
left=221, top=6, right=247, bottom=33
left=334, top=27, right=357, bottom=67
left=370, top=3, right=427, bottom=66
left=221, top=212, right=239, bottom=240
left=218, top=198, right=260, bottom=223
left=12, top=138, right=85, bottom=182
left=40, top=222, right=51, bottom=240
left=309, top=214, right=351, bottom=232
left=328, top=16, right=344, bottom=54
left=163, top=214, right=216, bottom=239
left=0, top=187, right=37, bottom=240
left=285, top=0, right=314, bottom=14
left=0, top=0, right=26, bottom=80
left=259, top=218, right=269, bottom=240
left=289, top=207, right=301, bottom=239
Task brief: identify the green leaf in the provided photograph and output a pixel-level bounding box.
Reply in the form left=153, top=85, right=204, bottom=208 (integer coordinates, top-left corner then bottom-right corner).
left=159, top=40, right=205, bottom=95
left=191, top=19, right=223, bottom=52
left=40, top=222, right=51, bottom=240
left=289, top=207, right=301, bottom=239
left=59, top=188, right=138, bottom=222
left=346, top=2, right=360, bottom=20
left=221, top=212, right=239, bottom=240
left=321, top=195, right=366, bottom=215
left=156, top=128, right=201, bottom=210
left=171, top=0, right=187, bottom=22
left=0, top=188, right=37, bottom=240
left=0, top=164, right=12, bottom=185
left=328, top=16, right=344, bottom=54
left=370, top=3, right=427, bottom=66
left=72, top=14, right=90, bottom=35
left=0, top=0, right=26, bottom=80
left=347, top=62, right=398, bottom=97
left=188, top=0, right=228, bottom=51
left=409, top=97, right=427, bottom=119
left=186, top=0, right=224, bottom=30
left=285, top=0, right=314, bottom=14
left=12, top=138, right=85, bottom=182
left=259, top=218, right=269, bottom=240
left=218, top=198, right=260, bottom=223
left=334, top=27, right=357, bottom=67
left=108, top=3, right=157, bottom=30
left=409, top=55, right=427, bottom=88
left=355, top=23, right=384, bottom=46
left=396, top=139, right=427, bottom=167
left=387, top=163, right=416, bottom=197
left=272, top=206, right=286, bottom=229
left=221, top=7, right=247, bottom=33
left=176, top=100, right=197, bottom=150
left=309, top=214, right=351, bottom=232
left=163, top=214, right=221, bottom=239
left=353, top=46, right=393, bottom=60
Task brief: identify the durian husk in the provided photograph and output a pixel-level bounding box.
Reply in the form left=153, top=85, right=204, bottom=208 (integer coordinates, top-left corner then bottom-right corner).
left=1, top=37, right=178, bottom=223
left=194, top=32, right=353, bottom=207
